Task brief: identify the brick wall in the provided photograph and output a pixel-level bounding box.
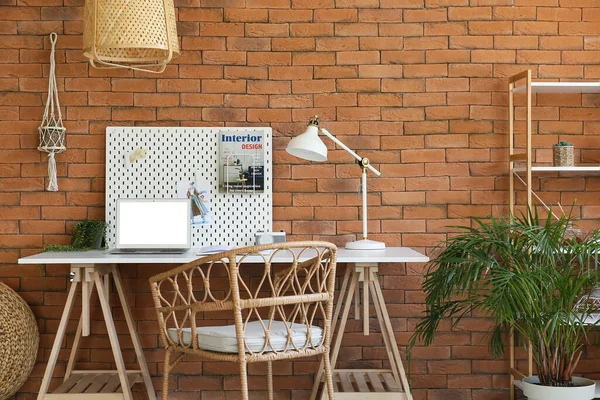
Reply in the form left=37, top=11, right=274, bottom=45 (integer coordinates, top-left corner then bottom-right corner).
left=2, top=0, right=600, bottom=399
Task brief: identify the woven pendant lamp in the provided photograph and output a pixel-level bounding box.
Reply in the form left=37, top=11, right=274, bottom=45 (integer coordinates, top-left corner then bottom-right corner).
left=83, top=0, right=179, bottom=73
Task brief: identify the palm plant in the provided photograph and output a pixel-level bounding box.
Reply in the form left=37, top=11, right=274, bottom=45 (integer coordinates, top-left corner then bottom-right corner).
left=411, top=209, right=600, bottom=387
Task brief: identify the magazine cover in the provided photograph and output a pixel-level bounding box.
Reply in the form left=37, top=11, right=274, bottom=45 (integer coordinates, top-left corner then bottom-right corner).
left=218, top=130, right=266, bottom=194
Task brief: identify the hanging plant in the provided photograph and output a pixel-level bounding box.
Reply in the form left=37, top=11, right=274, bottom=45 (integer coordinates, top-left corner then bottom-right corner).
left=38, top=32, right=66, bottom=191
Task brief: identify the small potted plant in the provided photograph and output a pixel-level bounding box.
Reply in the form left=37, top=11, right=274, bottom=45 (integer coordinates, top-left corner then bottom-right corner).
left=411, top=209, right=600, bottom=400
left=45, top=220, right=106, bottom=252
left=553, top=141, right=574, bottom=167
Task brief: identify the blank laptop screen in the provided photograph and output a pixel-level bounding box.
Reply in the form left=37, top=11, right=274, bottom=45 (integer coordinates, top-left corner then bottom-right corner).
left=117, top=199, right=190, bottom=248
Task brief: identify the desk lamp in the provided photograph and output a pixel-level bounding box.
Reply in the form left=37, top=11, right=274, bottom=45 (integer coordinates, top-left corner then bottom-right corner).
left=286, top=116, right=385, bottom=250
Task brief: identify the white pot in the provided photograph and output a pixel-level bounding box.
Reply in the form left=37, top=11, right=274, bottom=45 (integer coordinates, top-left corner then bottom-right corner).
left=523, top=376, right=596, bottom=400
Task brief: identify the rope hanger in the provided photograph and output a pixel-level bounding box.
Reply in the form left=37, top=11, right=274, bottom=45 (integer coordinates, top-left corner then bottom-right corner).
left=38, top=32, right=66, bottom=192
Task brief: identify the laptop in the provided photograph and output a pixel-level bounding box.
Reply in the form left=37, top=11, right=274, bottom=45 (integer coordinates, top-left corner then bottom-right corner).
left=109, top=198, right=191, bottom=254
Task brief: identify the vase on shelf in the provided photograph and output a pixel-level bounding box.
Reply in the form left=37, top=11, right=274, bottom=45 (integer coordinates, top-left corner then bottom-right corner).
left=553, top=141, right=574, bottom=167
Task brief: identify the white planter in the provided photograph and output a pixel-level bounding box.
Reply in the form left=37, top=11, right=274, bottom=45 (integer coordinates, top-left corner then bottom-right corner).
left=523, top=376, right=596, bottom=400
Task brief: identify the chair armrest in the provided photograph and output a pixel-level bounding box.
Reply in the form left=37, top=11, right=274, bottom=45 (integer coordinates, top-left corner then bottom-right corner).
left=149, top=254, right=237, bottom=349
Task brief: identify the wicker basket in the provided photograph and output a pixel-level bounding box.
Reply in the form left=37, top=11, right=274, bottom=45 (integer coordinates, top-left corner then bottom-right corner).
left=83, top=0, right=179, bottom=73
left=0, top=282, right=39, bottom=399
left=553, top=145, right=574, bottom=167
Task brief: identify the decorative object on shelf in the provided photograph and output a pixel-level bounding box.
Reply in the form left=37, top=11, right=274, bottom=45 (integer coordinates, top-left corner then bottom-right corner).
left=553, top=141, right=574, bottom=167
left=0, top=282, right=39, bottom=399
left=286, top=115, right=385, bottom=250
left=411, top=208, right=600, bottom=400
left=45, top=220, right=106, bottom=252
left=38, top=32, right=66, bottom=192
left=83, top=0, right=179, bottom=73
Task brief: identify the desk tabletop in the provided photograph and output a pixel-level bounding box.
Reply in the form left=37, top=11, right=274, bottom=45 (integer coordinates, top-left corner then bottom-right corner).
left=18, top=246, right=429, bottom=265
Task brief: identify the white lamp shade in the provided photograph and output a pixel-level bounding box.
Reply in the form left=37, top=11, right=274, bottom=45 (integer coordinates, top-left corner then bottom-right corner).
left=286, top=124, right=328, bottom=162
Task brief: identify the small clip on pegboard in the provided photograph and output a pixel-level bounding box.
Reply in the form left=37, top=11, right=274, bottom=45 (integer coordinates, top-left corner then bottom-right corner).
left=38, top=32, right=66, bottom=192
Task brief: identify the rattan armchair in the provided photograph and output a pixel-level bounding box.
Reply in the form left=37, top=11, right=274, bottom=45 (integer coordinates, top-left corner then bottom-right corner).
left=149, top=242, right=338, bottom=400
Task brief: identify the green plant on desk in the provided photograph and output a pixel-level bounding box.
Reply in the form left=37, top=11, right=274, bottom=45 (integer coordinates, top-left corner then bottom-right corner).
left=410, top=208, right=600, bottom=389
left=45, top=220, right=106, bottom=252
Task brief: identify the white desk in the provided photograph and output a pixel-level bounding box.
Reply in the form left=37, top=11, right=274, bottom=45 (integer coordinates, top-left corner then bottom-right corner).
left=19, top=247, right=429, bottom=265
left=19, top=247, right=428, bottom=400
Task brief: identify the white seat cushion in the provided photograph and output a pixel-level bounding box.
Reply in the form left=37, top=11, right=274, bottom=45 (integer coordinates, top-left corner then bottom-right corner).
left=167, top=320, right=323, bottom=353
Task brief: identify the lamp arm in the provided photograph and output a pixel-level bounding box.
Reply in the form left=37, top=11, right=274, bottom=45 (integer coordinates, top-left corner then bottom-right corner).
left=320, top=128, right=381, bottom=177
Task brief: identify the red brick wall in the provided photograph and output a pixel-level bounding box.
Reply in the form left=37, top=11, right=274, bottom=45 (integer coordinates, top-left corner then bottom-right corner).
left=2, top=0, right=600, bottom=399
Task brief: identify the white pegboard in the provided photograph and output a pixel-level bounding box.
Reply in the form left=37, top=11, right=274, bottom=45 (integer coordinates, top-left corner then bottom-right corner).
left=105, top=126, right=272, bottom=249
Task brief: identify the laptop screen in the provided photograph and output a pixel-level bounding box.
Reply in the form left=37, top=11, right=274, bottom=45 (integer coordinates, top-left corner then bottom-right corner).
left=116, top=199, right=191, bottom=248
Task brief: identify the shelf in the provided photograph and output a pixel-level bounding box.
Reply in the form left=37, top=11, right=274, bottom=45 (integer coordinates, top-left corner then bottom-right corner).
left=320, top=370, right=409, bottom=400
left=509, top=70, right=600, bottom=400
left=513, top=81, right=600, bottom=94
left=45, top=372, right=143, bottom=399
left=514, top=166, right=600, bottom=173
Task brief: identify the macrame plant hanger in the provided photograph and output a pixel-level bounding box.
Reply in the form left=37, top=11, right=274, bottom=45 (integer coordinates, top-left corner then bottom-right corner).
left=38, top=32, right=66, bottom=192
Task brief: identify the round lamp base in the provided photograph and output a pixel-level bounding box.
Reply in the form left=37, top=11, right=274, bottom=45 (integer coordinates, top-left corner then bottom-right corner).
left=345, top=239, right=386, bottom=250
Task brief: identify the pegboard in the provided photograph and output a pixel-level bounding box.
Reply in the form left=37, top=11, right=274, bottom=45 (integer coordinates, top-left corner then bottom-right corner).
left=105, top=126, right=272, bottom=249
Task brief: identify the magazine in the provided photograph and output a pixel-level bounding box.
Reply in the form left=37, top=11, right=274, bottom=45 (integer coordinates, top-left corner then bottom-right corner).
left=218, top=130, right=266, bottom=194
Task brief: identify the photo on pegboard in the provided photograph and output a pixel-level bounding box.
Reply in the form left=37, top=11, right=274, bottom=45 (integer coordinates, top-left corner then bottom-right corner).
left=177, top=179, right=211, bottom=226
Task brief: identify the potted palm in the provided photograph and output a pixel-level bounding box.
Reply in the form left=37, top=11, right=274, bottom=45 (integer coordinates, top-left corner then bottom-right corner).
left=411, top=209, right=600, bottom=400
